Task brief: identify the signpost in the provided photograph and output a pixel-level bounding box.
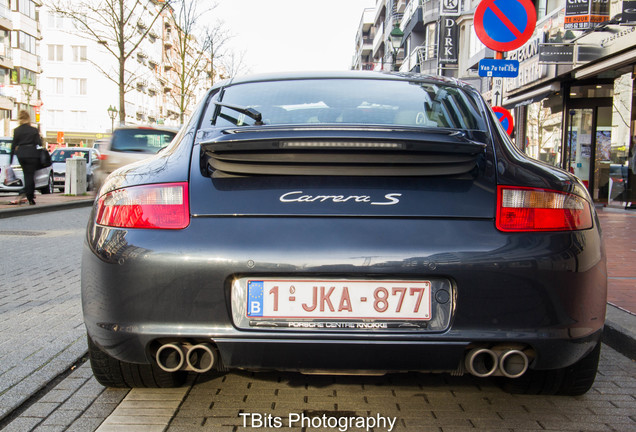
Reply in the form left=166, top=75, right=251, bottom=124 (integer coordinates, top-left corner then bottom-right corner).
left=491, top=78, right=503, bottom=107
left=492, top=106, right=514, bottom=136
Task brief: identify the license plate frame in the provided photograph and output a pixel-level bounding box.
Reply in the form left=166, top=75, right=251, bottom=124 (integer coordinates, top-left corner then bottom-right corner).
left=231, top=277, right=454, bottom=332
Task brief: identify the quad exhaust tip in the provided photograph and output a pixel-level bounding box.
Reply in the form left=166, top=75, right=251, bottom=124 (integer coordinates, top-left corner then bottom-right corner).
left=465, top=346, right=530, bottom=378
left=155, top=342, right=217, bottom=373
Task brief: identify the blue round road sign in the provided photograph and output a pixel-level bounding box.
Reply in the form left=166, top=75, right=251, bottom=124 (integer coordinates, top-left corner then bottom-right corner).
left=492, top=106, right=514, bottom=136
left=474, top=0, right=536, bottom=52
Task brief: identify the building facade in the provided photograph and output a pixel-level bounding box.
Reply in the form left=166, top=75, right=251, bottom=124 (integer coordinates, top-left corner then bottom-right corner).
left=353, top=0, right=635, bottom=207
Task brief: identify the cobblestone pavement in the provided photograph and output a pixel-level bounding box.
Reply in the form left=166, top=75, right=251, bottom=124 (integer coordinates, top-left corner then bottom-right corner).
left=1, top=344, right=635, bottom=432
left=0, top=207, right=92, bottom=421
left=598, top=208, right=636, bottom=315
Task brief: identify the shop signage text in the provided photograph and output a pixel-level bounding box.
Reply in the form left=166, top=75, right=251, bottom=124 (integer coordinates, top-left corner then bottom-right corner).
left=565, top=0, right=610, bottom=30
left=440, top=0, right=461, bottom=16
left=624, top=1, right=636, bottom=22
left=539, top=44, right=574, bottom=63
left=438, top=17, right=458, bottom=64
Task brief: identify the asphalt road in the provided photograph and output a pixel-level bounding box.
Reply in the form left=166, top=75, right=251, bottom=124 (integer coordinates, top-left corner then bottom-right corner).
left=1, top=208, right=635, bottom=432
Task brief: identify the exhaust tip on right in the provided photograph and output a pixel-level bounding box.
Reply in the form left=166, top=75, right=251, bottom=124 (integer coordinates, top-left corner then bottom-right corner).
left=186, top=343, right=216, bottom=373
left=499, top=350, right=529, bottom=378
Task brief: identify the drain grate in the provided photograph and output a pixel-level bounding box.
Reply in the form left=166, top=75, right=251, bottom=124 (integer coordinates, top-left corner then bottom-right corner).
left=0, top=230, right=47, bottom=237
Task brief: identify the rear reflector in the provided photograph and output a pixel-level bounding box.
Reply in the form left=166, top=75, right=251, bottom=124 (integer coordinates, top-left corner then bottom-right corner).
left=96, top=182, right=189, bottom=229
left=496, top=186, right=593, bottom=232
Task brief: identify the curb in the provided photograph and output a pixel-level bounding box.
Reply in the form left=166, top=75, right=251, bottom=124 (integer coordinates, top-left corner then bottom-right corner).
left=0, top=199, right=94, bottom=219
left=603, top=304, right=636, bottom=361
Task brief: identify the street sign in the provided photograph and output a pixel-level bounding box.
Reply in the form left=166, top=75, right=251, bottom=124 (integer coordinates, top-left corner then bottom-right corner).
left=478, top=59, right=520, bottom=77
left=474, top=0, right=537, bottom=52
left=491, top=77, right=503, bottom=107
left=492, top=106, right=514, bottom=136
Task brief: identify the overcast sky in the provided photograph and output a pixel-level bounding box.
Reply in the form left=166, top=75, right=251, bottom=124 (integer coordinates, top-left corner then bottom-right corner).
left=209, top=0, right=375, bottom=75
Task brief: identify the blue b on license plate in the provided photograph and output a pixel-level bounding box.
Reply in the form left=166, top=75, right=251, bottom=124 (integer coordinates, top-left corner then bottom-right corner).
left=246, top=279, right=431, bottom=320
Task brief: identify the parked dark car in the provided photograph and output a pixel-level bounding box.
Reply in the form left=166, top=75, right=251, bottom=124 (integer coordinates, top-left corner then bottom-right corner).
left=82, top=71, right=607, bottom=395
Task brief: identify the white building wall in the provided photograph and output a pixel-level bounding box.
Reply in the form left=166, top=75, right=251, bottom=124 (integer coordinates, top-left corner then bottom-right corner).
left=39, top=6, right=117, bottom=145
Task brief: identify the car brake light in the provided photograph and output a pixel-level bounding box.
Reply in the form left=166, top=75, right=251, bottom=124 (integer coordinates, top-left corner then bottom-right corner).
left=98, top=154, right=108, bottom=161
left=496, top=186, right=593, bottom=232
left=96, top=182, right=189, bottom=229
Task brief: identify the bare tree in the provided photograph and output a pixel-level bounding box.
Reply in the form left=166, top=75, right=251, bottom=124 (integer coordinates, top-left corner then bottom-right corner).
left=164, top=1, right=232, bottom=123
left=219, top=48, right=251, bottom=80
left=48, top=0, right=171, bottom=125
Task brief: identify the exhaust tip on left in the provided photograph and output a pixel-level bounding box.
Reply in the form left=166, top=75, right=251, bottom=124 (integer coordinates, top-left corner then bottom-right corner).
left=155, top=343, right=185, bottom=372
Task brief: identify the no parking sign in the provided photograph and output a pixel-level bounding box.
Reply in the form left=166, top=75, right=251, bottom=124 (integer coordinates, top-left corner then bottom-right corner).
left=474, top=0, right=536, bottom=52
left=492, top=106, right=514, bottom=136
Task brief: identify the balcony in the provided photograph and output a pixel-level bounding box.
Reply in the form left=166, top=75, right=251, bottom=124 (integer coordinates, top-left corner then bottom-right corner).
left=400, top=0, right=439, bottom=36
left=372, top=21, right=384, bottom=57
left=399, top=45, right=437, bottom=73
left=0, top=44, right=13, bottom=69
left=396, top=0, right=407, bottom=13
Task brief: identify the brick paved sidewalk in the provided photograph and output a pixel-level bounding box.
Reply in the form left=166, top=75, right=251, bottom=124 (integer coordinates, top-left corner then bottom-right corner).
left=597, top=208, right=636, bottom=315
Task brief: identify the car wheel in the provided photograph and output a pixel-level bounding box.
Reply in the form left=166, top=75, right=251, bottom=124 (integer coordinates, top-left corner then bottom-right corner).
left=39, top=172, right=54, bottom=194
left=500, top=342, right=601, bottom=396
left=87, top=335, right=186, bottom=388
left=87, top=175, right=94, bottom=191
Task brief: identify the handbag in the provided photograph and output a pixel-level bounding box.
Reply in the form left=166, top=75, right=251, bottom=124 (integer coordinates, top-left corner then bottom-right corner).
left=2, top=165, right=19, bottom=185
left=39, top=147, right=52, bottom=168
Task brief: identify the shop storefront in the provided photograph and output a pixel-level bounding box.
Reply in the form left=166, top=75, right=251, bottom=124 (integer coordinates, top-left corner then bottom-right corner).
left=502, top=6, right=635, bottom=208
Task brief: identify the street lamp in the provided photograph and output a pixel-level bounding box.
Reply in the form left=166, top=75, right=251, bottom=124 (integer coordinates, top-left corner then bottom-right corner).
left=389, top=23, right=404, bottom=72
left=107, top=105, right=118, bottom=132
left=20, top=77, right=36, bottom=106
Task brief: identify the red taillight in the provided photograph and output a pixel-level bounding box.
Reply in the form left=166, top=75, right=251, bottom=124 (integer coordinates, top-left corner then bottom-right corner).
left=96, top=182, right=189, bottom=229
left=97, top=154, right=108, bottom=161
left=496, top=186, right=593, bottom=232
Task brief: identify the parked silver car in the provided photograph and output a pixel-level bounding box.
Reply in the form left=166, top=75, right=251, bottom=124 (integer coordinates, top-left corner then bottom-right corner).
left=0, top=137, right=54, bottom=195
left=50, top=147, right=101, bottom=191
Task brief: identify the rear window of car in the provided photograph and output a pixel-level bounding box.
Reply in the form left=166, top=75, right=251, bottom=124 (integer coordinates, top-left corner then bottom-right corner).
left=52, top=149, right=89, bottom=163
left=111, top=129, right=177, bottom=153
left=207, top=78, right=487, bottom=131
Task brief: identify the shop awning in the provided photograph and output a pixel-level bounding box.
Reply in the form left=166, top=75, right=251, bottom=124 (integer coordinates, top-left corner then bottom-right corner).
left=502, top=83, right=561, bottom=109
left=574, top=46, right=636, bottom=80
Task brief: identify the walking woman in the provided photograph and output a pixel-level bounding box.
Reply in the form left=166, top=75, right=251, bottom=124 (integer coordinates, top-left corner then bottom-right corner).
left=10, top=110, right=42, bottom=205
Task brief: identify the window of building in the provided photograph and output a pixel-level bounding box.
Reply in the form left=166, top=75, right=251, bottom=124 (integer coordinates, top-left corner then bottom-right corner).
left=534, top=0, right=564, bottom=21
left=47, top=77, right=64, bottom=95
left=15, top=0, right=36, bottom=20
left=47, top=12, right=65, bottom=29
left=12, top=31, right=36, bottom=54
left=424, top=22, right=437, bottom=60
left=70, top=110, right=87, bottom=127
left=72, top=45, right=87, bottom=62
left=47, top=109, right=64, bottom=128
left=48, top=44, right=63, bottom=62
left=71, top=78, right=87, bottom=95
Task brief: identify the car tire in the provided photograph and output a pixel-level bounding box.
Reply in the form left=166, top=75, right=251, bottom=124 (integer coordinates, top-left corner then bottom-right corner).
left=87, top=175, right=94, bottom=191
left=500, top=341, right=601, bottom=396
left=39, top=173, right=54, bottom=194
left=87, top=335, right=186, bottom=388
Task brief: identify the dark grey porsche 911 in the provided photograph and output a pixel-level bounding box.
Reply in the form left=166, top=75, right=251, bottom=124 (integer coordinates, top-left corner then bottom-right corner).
left=82, top=71, right=607, bottom=395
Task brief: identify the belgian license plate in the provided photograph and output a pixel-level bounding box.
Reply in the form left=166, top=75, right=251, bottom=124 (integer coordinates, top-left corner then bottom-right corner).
left=246, top=279, right=431, bottom=320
